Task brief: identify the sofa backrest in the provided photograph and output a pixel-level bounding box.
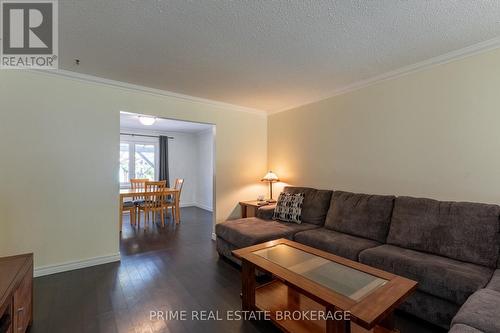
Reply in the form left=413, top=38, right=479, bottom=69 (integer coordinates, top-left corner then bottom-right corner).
left=283, top=186, right=333, bottom=225
left=387, top=196, right=500, bottom=268
left=324, top=191, right=395, bottom=243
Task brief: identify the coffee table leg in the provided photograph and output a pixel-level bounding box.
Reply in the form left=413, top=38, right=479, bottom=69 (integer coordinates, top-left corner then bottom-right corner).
left=379, top=312, right=395, bottom=331
left=241, top=260, right=256, bottom=311
left=326, top=306, right=351, bottom=333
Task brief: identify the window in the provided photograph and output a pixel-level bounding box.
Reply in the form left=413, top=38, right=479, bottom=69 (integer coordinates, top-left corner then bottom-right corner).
left=134, top=144, right=156, bottom=180
left=119, top=139, right=159, bottom=187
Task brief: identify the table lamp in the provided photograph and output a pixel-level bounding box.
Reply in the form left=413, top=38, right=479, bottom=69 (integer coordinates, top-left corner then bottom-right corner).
left=261, top=171, right=279, bottom=203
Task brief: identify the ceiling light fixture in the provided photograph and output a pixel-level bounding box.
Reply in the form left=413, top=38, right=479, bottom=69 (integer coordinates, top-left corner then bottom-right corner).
left=138, top=116, right=157, bottom=126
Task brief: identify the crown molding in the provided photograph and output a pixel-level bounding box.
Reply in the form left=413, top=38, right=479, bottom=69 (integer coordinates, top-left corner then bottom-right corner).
left=269, top=36, right=500, bottom=115
left=28, top=69, right=267, bottom=116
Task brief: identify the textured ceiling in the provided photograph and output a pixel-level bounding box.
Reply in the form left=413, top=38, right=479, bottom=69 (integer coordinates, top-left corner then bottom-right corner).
left=60, top=1, right=500, bottom=112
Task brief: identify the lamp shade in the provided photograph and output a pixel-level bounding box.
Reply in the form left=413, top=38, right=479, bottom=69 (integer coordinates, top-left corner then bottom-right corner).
left=261, top=171, right=279, bottom=182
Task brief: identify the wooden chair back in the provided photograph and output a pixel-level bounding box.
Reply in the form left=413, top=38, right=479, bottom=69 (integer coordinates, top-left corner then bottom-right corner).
left=174, top=178, right=184, bottom=197
left=143, top=181, right=167, bottom=209
left=130, top=178, right=148, bottom=200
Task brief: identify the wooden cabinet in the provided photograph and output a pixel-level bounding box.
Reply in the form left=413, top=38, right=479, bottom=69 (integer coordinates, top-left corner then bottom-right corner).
left=0, top=254, right=33, bottom=333
left=13, top=270, right=32, bottom=333
left=0, top=304, right=12, bottom=333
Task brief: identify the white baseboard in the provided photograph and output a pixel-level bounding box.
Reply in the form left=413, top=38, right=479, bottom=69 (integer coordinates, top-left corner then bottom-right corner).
left=178, top=202, right=214, bottom=212
left=194, top=203, right=214, bottom=212
left=34, top=253, right=121, bottom=277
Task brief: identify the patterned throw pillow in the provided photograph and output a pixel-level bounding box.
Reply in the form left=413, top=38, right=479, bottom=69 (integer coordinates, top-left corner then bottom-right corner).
left=273, top=192, right=305, bottom=224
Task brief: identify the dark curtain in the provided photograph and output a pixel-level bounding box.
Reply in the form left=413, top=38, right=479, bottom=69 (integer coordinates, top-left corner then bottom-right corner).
left=159, top=136, right=170, bottom=186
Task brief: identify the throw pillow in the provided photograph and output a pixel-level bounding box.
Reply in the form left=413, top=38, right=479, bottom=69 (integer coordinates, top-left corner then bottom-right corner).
left=273, top=192, right=304, bottom=224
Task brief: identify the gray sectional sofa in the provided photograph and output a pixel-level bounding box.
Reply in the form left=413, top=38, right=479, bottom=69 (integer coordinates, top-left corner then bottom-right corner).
left=215, top=187, right=500, bottom=332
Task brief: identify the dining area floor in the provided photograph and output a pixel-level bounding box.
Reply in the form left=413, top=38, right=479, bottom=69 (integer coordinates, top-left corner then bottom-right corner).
left=30, top=207, right=444, bottom=333
left=119, top=207, right=208, bottom=256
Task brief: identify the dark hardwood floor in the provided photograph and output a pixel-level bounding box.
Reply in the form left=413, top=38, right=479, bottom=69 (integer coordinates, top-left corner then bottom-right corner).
left=31, top=207, right=445, bottom=333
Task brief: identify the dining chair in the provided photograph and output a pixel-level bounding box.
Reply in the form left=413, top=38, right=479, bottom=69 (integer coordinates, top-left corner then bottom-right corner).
left=129, top=178, right=149, bottom=226
left=138, top=180, right=167, bottom=229
left=164, top=178, right=184, bottom=222
left=130, top=178, right=148, bottom=191
left=121, top=201, right=136, bottom=227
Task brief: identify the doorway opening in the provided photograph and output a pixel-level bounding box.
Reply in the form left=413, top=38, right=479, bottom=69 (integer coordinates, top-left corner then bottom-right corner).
left=119, top=111, right=215, bottom=254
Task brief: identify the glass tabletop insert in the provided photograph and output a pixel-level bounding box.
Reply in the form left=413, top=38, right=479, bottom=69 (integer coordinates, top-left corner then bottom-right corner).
left=253, top=244, right=387, bottom=301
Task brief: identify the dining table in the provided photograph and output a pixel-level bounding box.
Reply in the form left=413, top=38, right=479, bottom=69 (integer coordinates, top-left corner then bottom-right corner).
left=119, top=187, right=181, bottom=231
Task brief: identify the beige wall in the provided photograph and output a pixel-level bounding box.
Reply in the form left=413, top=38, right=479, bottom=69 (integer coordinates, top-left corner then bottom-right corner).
left=0, top=70, right=267, bottom=270
left=2, top=47, right=500, bottom=272
left=269, top=48, right=500, bottom=204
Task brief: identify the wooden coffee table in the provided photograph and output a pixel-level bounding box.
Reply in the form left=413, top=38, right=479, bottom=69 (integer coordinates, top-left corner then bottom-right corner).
left=233, top=239, right=417, bottom=333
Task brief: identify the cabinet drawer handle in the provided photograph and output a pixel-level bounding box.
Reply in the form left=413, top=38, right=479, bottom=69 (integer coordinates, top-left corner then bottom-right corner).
left=17, top=307, right=24, bottom=331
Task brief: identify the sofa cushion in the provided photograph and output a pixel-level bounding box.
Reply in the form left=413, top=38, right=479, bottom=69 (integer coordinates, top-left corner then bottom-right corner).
left=283, top=187, right=333, bottom=225
left=215, top=217, right=319, bottom=248
left=294, top=228, right=380, bottom=261
left=324, top=191, right=395, bottom=243
left=359, top=245, right=493, bottom=305
left=452, top=289, right=500, bottom=333
left=486, top=269, right=500, bottom=292
left=398, top=289, right=460, bottom=329
left=387, top=196, right=500, bottom=267
left=449, top=324, right=484, bottom=333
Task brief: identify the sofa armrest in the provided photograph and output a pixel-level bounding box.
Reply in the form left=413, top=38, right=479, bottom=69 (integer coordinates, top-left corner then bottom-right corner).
left=256, top=204, right=276, bottom=220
